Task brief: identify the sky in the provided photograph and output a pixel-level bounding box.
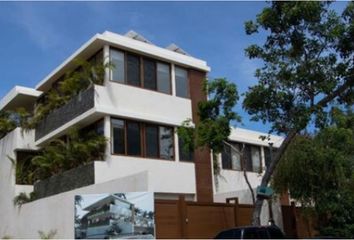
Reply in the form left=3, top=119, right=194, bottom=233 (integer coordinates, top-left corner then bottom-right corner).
left=0, top=1, right=349, bottom=133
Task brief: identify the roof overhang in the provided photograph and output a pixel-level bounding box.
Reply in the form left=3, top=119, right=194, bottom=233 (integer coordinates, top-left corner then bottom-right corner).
left=0, top=86, right=42, bottom=112
left=228, top=127, right=284, bottom=148
left=36, top=31, right=210, bottom=92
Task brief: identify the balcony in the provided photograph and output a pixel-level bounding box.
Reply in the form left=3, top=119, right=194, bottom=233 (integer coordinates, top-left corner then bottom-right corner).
left=35, top=87, right=95, bottom=141
left=35, top=84, right=192, bottom=144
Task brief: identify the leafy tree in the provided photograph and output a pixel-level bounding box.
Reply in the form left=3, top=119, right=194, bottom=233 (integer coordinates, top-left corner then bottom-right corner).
left=177, top=77, right=241, bottom=178
left=273, top=108, right=354, bottom=237
left=31, top=128, right=107, bottom=180
left=243, top=1, right=354, bottom=225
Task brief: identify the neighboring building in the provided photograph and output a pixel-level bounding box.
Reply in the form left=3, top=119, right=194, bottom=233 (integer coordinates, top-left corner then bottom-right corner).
left=0, top=30, right=284, bottom=238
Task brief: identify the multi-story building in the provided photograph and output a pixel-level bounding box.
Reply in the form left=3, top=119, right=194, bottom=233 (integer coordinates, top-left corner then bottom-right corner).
left=0, top=31, right=284, bottom=238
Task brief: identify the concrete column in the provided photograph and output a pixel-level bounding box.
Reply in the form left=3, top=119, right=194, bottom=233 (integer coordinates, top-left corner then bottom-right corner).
left=104, top=115, right=111, bottom=161
left=171, top=64, right=176, bottom=96
left=174, top=127, right=180, bottom=162
left=103, top=45, right=110, bottom=85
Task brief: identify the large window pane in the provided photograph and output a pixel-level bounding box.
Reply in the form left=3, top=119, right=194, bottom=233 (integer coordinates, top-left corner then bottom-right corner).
left=251, top=146, right=261, bottom=172
left=244, top=145, right=253, bottom=172
left=222, top=143, right=232, bottom=169
left=159, top=126, right=173, bottom=159
left=127, top=54, right=140, bottom=86
left=143, top=58, right=156, bottom=90
left=112, top=119, right=125, bottom=154
left=222, top=142, right=241, bottom=170
left=178, top=137, right=193, bottom=162
left=175, top=67, right=189, bottom=98
left=145, top=125, right=158, bottom=158
left=111, top=50, right=125, bottom=83
left=157, top=63, right=171, bottom=94
left=126, top=121, right=141, bottom=156
left=230, top=143, right=241, bottom=170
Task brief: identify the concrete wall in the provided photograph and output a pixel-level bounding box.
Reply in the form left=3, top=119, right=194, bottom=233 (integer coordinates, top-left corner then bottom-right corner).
left=95, top=156, right=196, bottom=194
left=2, top=171, right=148, bottom=239
left=95, top=83, right=192, bottom=126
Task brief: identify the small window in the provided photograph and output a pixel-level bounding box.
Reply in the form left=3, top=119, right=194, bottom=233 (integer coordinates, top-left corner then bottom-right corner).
left=244, top=144, right=261, bottom=172
left=126, top=121, right=141, bottom=156
left=145, top=125, right=159, bottom=158
left=175, top=67, right=189, bottom=98
left=157, top=63, right=171, bottom=94
left=264, top=147, right=277, bottom=168
left=110, top=49, right=125, bottom=83
left=159, top=126, right=174, bottom=160
left=143, top=58, right=156, bottom=90
left=222, top=142, right=241, bottom=170
left=112, top=119, right=125, bottom=154
left=178, top=137, right=194, bottom=162
left=127, top=54, right=140, bottom=86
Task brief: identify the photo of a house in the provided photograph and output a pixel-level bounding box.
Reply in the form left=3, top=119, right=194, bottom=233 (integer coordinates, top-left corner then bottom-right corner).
left=75, top=192, right=154, bottom=239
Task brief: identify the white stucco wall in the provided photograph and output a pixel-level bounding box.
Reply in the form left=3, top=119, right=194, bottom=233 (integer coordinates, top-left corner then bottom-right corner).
left=95, top=156, right=196, bottom=194
left=1, top=171, right=149, bottom=239
left=0, top=128, right=37, bottom=238
left=95, top=83, right=192, bottom=126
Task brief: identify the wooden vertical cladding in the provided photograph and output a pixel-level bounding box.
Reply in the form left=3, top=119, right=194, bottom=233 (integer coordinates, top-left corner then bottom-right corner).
left=189, top=69, right=214, bottom=203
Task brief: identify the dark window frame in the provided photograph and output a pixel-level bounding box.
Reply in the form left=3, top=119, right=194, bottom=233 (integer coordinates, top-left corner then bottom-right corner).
left=221, top=141, right=262, bottom=173
left=174, top=65, right=191, bottom=99
left=109, top=47, right=173, bottom=96
left=111, top=118, right=175, bottom=161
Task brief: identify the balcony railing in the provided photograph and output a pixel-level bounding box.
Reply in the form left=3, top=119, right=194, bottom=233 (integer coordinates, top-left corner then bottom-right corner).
left=35, top=87, right=95, bottom=141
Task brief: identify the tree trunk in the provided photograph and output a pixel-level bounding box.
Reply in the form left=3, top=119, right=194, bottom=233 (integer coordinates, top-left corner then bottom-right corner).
left=223, top=141, right=256, bottom=205
left=251, top=129, right=297, bottom=225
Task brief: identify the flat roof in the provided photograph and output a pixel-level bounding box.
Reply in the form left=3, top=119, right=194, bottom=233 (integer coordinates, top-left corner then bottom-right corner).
left=229, top=127, right=284, bottom=148
left=83, top=194, right=133, bottom=211
left=36, top=31, right=210, bottom=92
left=0, top=86, right=42, bottom=111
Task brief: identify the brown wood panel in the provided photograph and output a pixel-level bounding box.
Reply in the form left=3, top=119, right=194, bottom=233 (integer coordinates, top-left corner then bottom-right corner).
left=155, top=201, right=182, bottom=238
left=186, top=204, right=236, bottom=238
left=189, top=69, right=213, bottom=203
left=237, top=205, right=254, bottom=226
left=281, top=205, right=297, bottom=238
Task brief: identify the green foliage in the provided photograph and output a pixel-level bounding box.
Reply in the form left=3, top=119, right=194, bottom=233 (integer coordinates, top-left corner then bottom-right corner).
left=178, top=78, right=241, bottom=154
left=243, top=1, right=354, bottom=134
left=272, top=108, right=354, bottom=237
left=0, top=111, right=18, bottom=138
left=13, top=192, right=36, bottom=207
left=38, top=229, right=57, bottom=239
left=31, top=128, right=107, bottom=180
left=177, top=78, right=240, bottom=177
left=27, top=57, right=111, bottom=129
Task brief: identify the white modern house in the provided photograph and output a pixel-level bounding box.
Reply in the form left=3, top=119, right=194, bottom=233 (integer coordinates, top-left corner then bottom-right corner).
left=0, top=30, right=285, bottom=238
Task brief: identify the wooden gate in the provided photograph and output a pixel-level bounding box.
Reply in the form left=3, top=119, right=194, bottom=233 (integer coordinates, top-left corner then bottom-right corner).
left=155, top=196, right=254, bottom=239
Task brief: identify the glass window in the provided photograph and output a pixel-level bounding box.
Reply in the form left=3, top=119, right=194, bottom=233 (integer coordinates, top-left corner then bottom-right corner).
left=251, top=146, right=261, bottom=172
left=264, top=147, right=277, bottom=168
left=126, top=121, right=141, bottom=156
left=157, top=63, right=171, bottom=94
left=178, top=136, right=194, bottom=162
left=145, top=125, right=158, bottom=158
left=112, top=119, right=125, bottom=154
left=127, top=54, right=140, bottom=86
left=143, top=58, right=156, bottom=90
left=222, top=142, right=241, bottom=170
left=110, top=49, right=125, bottom=83
left=159, top=126, right=174, bottom=160
left=175, top=67, right=189, bottom=98
left=244, top=144, right=261, bottom=172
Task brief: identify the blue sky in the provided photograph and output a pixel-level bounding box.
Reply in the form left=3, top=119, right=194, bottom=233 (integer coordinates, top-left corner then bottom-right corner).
left=0, top=2, right=349, bottom=133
